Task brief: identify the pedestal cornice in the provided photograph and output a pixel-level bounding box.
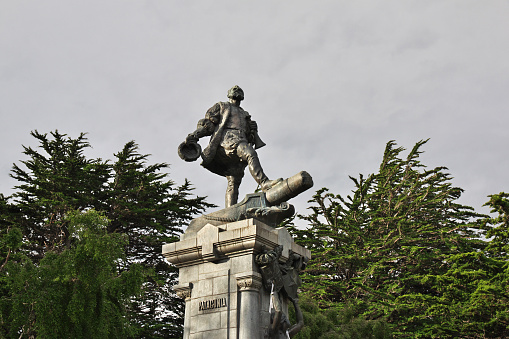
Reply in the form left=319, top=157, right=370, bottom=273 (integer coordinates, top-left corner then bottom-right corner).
left=163, top=219, right=310, bottom=268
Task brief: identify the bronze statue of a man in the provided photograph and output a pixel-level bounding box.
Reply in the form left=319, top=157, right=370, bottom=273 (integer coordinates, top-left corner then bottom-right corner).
left=180, top=85, right=281, bottom=207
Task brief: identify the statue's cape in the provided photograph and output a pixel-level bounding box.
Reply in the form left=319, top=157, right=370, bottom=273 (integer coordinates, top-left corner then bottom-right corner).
left=200, top=102, right=231, bottom=176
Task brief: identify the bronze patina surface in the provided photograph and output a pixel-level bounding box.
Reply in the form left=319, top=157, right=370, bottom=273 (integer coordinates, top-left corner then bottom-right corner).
left=179, top=86, right=313, bottom=235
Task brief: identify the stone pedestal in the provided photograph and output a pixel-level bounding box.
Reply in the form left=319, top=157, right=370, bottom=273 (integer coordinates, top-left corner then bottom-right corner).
left=162, top=218, right=310, bottom=339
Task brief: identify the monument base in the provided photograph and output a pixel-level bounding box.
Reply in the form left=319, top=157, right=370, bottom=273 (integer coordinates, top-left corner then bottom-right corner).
left=162, top=219, right=310, bottom=339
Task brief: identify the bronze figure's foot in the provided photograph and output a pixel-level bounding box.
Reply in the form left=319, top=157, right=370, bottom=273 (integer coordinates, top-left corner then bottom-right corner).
left=261, top=178, right=283, bottom=192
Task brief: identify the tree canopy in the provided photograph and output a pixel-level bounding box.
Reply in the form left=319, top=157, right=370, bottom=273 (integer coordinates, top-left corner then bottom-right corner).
left=291, top=140, right=509, bottom=338
left=1, top=130, right=212, bottom=338
left=1, top=133, right=508, bottom=338
left=7, top=209, right=144, bottom=338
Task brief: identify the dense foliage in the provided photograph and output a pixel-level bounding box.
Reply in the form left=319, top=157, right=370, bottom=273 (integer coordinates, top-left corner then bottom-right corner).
left=7, top=210, right=144, bottom=338
left=1, top=133, right=508, bottom=338
left=288, top=295, right=392, bottom=339
left=0, top=131, right=211, bottom=338
left=291, top=140, right=509, bottom=338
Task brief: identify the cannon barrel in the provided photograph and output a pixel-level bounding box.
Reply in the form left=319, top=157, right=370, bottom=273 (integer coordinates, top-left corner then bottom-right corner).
left=265, top=171, right=313, bottom=206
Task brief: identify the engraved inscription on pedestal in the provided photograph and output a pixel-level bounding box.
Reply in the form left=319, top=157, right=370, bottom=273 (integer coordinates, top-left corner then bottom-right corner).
left=199, top=297, right=227, bottom=311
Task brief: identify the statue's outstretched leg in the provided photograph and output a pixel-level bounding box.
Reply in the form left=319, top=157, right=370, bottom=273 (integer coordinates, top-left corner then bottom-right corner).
left=288, top=298, right=304, bottom=337
left=237, top=143, right=282, bottom=191
left=225, top=175, right=242, bottom=207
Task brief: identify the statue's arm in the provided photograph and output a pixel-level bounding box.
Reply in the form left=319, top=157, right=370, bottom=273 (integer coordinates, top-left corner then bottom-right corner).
left=186, top=103, right=221, bottom=142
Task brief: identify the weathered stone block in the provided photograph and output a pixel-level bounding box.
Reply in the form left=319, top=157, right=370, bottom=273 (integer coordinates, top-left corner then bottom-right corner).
left=195, top=312, right=221, bottom=332
left=202, top=329, right=227, bottom=339
left=178, top=265, right=198, bottom=285
left=163, top=219, right=311, bottom=339
left=213, top=275, right=229, bottom=295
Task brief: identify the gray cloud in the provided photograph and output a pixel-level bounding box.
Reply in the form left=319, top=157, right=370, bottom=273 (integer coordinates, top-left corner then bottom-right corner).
left=1, top=1, right=508, bottom=222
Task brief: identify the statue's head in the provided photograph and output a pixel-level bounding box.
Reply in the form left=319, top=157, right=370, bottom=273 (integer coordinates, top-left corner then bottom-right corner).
left=227, top=85, right=244, bottom=101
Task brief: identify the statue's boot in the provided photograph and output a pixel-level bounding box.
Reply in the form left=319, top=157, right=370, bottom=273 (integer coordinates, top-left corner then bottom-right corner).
left=237, top=142, right=282, bottom=193
left=246, top=154, right=282, bottom=192
left=261, top=178, right=283, bottom=192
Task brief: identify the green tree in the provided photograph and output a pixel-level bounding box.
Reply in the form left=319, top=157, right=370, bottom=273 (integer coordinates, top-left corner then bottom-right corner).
left=291, top=140, right=504, bottom=338
left=7, top=209, right=144, bottom=338
left=105, top=141, right=213, bottom=337
left=471, top=192, right=509, bottom=335
left=0, top=194, right=23, bottom=336
left=483, top=192, right=509, bottom=257
left=4, top=131, right=211, bottom=338
left=289, top=295, right=392, bottom=339
left=10, top=130, right=110, bottom=258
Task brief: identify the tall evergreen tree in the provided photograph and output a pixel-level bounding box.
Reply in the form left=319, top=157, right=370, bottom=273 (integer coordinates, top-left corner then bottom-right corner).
left=7, top=209, right=144, bottom=339
left=0, top=194, right=23, bottom=336
left=288, top=294, right=392, bottom=339
left=483, top=192, right=509, bottom=257
left=4, top=131, right=211, bottom=338
left=291, top=140, right=504, bottom=338
left=10, top=130, right=110, bottom=258
left=105, top=141, right=213, bottom=337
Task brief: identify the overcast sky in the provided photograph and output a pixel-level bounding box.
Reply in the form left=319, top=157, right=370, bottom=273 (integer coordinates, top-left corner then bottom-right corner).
left=1, top=1, right=508, bottom=225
